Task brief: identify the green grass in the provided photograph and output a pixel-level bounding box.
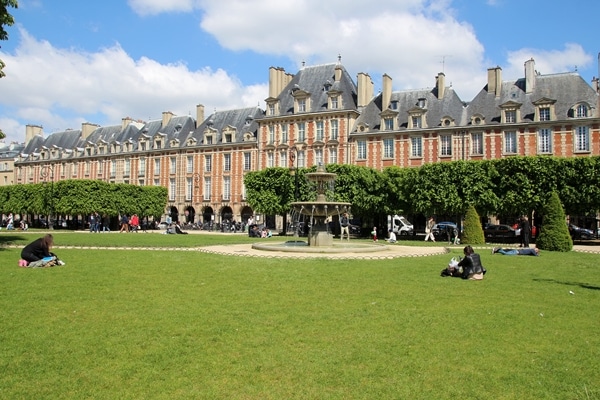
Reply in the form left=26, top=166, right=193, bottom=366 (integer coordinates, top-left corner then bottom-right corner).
left=1, top=232, right=599, bottom=399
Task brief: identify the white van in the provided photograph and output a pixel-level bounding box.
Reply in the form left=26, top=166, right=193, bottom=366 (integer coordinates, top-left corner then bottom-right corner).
left=387, top=215, right=414, bottom=235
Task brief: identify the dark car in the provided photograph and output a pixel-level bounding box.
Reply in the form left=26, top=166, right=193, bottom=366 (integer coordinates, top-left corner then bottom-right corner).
left=484, top=224, right=518, bottom=241
left=432, top=222, right=458, bottom=239
left=569, top=224, right=594, bottom=240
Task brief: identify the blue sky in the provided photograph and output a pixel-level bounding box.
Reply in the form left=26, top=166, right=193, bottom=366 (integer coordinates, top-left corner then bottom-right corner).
left=0, top=0, right=598, bottom=144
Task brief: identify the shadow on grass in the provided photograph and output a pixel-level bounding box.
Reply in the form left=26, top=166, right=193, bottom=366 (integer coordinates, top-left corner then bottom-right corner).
left=534, top=278, right=600, bottom=291
left=0, top=234, right=29, bottom=248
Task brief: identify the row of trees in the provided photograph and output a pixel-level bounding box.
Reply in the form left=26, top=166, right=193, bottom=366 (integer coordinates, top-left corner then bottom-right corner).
left=0, top=179, right=167, bottom=223
left=245, top=155, right=600, bottom=225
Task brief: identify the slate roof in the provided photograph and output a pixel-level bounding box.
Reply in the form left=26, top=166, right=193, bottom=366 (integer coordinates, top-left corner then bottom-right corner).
left=352, top=86, right=466, bottom=132
left=466, top=72, right=598, bottom=124
left=186, top=106, right=264, bottom=146
left=276, top=63, right=358, bottom=115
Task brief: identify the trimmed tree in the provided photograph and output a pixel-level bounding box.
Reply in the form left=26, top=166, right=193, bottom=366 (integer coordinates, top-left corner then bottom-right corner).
left=535, top=191, right=573, bottom=252
left=461, top=205, right=485, bottom=245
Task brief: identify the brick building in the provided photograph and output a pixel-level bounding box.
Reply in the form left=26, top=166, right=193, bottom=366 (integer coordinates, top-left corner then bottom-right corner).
left=12, top=58, right=600, bottom=228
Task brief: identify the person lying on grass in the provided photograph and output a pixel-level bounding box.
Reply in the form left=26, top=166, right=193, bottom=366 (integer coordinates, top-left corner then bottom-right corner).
left=492, top=247, right=539, bottom=256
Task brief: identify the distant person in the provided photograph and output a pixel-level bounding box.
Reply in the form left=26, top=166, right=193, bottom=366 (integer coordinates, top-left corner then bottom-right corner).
left=520, top=216, right=531, bottom=247
left=20, top=234, right=65, bottom=267
left=371, top=226, right=378, bottom=241
left=424, top=216, right=436, bottom=242
left=119, top=214, right=129, bottom=233
left=340, top=212, right=350, bottom=241
left=130, top=214, right=140, bottom=232
left=102, top=214, right=110, bottom=232
left=492, top=247, right=539, bottom=256
left=386, top=229, right=397, bottom=243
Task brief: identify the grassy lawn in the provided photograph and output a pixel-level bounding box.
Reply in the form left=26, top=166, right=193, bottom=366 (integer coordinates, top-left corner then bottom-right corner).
left=1, top=232, right=599, bottom=399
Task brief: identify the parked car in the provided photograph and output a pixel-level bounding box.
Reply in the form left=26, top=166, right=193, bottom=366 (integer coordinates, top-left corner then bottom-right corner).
left=569, top=224, right=594, bottom=240
left=432, top=222, right=458, bottom=239
left=484, top=224, right=518, bottom=241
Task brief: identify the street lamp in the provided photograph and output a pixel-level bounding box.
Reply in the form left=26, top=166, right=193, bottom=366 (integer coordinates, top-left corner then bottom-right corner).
left=40, top=165, right=55, bottom=230
left=289, top=148, right=300, bottom=201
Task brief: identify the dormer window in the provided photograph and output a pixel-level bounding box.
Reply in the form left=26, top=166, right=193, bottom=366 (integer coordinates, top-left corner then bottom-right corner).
left=330, top=96, right=339, bottom=110
left=576, top=103, right=589, bottom=118
left=417, top=98, right=426, bottom=108
left=441, top=117, right=454, bottom=127
left=86, top=148, right=92, bottom=156
left=391, top=100, right=398, bottom=110
left=297, top=98, right=306, bottom=112
left=205, top=136, right=213, bottom=145
left=539, top=107, right=550, bottom=121
left=411, top=115, right=422, bottom=129
left=505, top=110, right=516, bottom=123
left=111, top=143, right=120, bottom=153
left=500, top=101, right=522, bottom=124
left=471, top=114, right=485, bottom=125
left=154, top=140, right=162, bottom=150
left=224, top=133, right=232, bottom=143
left=384, top=117, right=394, bottom=130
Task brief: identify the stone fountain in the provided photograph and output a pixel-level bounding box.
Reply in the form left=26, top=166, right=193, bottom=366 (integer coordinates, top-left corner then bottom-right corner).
left=251, top=164, right=388, bottom=254
left=289, top=163, right=350, bottom=247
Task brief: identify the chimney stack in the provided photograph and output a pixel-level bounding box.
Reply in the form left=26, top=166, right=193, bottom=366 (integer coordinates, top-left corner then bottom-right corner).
left=25, top=125, right=43, bottom=144
left=487, top=66, right=502, bottom=97
left=382, top=74, right=392, bottom=111
left=525, top=58, right=536, bottom=94
left=436, top=72, right=446, bottom=99
left=357, top=72, right=374, bottom=108
left=196, top=104, right=205, bottom=128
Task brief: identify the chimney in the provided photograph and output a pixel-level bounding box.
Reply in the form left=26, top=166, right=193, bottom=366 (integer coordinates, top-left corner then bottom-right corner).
left=196, top=104, right=205, bottom=128
left=162, top=111, right=174, bottom=128
left=487, top=66, right=502, bottom=97
left=357, top=72, right=374, bottom=108
left=121, top=117, right=134, bottom=131
left=382, top=74, right=392, bottom=111
left=436, top=72, right=446, bottom=99
left=268, top=66, right=279, bottom=98
left=525, top=58, right=536, bottom=94
left=25, top=124, right=43, bottom=144
left=81, top=122, right=98, bottom=139
left=334, top=65, right=342, bottom=82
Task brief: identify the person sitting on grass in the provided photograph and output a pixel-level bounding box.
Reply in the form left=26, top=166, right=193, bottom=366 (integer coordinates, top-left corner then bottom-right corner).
left=386, top=229, right=397, bottom=243
left=20, top=234, right=65, bottom=267
left=457, top=245, right=486, bottom=280
left=492, top=247, right=539, bottom=256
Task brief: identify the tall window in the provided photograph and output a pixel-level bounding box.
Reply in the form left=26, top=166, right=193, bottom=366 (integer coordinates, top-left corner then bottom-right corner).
left=330, top=119, right=339, bottom=140
left=153, top=178, right=160, bottom=186
left=440, top=135, right=452, bottom=156
left=154, top=159, right=160, bottom=176
left=111, top=160, right=117, bottom=177
left=203, top=177, right=211, bottom=201
left=316, top=121, right=324, bottom=141
left=281, top=124, right=288, bottom=143
left=504, top=131, right=517, bottom=153
left=269, top=125, right=275, bottom=144
left=383, top=138, right=394, bottom=158
left=223, top=153, right=231, bottom=172
left=186, top=177, right=193, bottom=201
left=328, top=148, right=337, bottom=164
left=124, top=159, right=130, bottom=176
left=280, top=150, right=288, bottom=168
left=267, top=152, right=274, bottom=168
left=186, top=156, right=193, bottom=173
left=297, top=150, right=306, bottom=168
left=538, top=128, right=552, bottom=153
left=204, top=155, right=212, bottom=172
left=411, top=137, right=422, bottom=157
left=471, top=132, right=483, bottom=155
left=297, top=122, right=306, bottom=142
left=139, top=157, right=146, bottom=176
left=539, top=107, right=550, bottom=121
left=170, top=157, right=176, bottom=174
left=223, top=176, right=231, bottom=200
left=268, top=104, right=275, bottom=116
left=357, top=141, right=367, bottom=159
left=315, top=149, right=323, bottom=165
left=575, top=126, right=590, bottom=151
left=244, top=152, right=252, bottom=171
left=169, top=178, right=176, bottom=201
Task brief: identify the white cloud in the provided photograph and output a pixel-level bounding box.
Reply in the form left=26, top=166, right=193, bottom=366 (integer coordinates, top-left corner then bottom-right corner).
left=127, top=0, right=198, bottom=16
left=0, top=28, right=261, bottom=143
left=504, top=43, right=593, bottom=80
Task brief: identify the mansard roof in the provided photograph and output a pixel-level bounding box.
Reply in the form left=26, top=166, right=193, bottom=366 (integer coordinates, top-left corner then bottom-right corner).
left=277, top=63, right=358, bottom=115
left=467, top=72, right=598, bottom=124
left=21, top=129, right=82, bottom=159
left=187, top=106, right=264, bottom=145
left=352, top=86, right=466, bottom=132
